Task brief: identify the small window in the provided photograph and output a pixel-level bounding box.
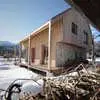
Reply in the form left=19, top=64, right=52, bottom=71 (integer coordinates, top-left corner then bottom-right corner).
left=84, top=31, right=88, bottom=45
left=72, top=22, right=78, bottom=34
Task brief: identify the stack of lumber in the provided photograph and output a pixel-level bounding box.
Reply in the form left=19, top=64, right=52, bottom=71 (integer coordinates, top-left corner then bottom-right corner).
left=20, top=64, right=100, bottom=100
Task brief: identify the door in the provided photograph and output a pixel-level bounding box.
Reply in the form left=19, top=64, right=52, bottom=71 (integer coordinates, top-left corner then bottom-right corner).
left=40, top=45, right=48, bottom=64
left=31, top=48, right=35, bottom=63
left=40, top=45, right=45, bottom=64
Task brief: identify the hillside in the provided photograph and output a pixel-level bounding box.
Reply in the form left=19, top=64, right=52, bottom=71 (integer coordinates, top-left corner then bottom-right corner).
left=0, top=41, right=19, bottom=56
left=0, top=41, right=15, bottom=47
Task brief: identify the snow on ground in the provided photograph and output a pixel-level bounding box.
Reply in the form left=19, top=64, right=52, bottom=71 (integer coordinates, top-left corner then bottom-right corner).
left=0, top=58, right=44, bottom=99
left=0, top=65, right=38, bottom=79
left=0, top=57, right=44, bottom=100
left=21, top=58, right=27, bottom=64
left=0, top=58, right=40, bottom=92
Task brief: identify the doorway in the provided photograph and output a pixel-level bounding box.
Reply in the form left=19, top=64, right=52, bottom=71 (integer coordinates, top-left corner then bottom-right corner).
left=31, top=48, right=35, bottom=63
left=41, top=45, right=48, bottom=64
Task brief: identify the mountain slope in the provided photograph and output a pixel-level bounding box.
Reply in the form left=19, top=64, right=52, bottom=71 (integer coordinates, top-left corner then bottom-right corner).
left=0, top=41, right=15, bottom=47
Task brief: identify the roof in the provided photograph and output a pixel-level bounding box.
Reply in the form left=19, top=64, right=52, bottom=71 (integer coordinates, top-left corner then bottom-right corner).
left=20, top=21, right=50, bottom=43
left=65, top=0, right=100, bottom=31
left=20, top=8, right=72, bottom=43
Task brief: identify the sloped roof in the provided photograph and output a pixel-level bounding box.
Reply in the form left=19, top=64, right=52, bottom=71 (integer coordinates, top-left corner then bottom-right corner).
left=20, top=8, right=72, bottom=43
left=65, top=0, right=100, bottom=31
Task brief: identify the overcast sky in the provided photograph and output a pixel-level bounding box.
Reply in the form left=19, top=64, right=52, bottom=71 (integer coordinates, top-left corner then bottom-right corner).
left=0, top=0, right=100, bottom=43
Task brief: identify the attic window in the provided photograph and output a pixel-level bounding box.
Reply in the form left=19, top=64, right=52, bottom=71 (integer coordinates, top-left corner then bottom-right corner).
left=72, top=22, right=78, bottom=35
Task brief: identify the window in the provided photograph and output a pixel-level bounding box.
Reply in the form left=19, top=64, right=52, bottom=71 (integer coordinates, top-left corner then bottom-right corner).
left=84, top=31, right=88, bottom=45
left=72, top=22, right=78, bottom=34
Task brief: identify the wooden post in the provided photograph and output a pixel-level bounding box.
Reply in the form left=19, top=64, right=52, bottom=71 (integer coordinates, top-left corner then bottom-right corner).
left=19, top=43, right=22, bottom=63
left=48, top=20, right=51, bottom=71
left=14, top=45, right=16, bottom=63
left=28, top=35, right=31, bottom=66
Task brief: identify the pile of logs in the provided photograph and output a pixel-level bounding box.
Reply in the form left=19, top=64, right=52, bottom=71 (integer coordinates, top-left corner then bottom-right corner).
left=20, top=64, right=100, bottom=100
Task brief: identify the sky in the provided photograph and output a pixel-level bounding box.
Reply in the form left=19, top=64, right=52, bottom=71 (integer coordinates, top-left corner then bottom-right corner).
left=0, top=0, right=100, bottom=43
left=0, top=0, right=69, bottom=43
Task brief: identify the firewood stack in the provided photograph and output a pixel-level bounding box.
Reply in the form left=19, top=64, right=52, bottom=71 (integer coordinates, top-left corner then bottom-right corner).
left=20, top=64, right=100, bottom=100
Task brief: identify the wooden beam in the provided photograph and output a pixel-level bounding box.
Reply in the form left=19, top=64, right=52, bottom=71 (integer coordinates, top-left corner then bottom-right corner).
left=48, top=20, right=51, bottom=71
left=19, top=44, right=22, bottom=63
left=28, top=35, right=31, bottom=65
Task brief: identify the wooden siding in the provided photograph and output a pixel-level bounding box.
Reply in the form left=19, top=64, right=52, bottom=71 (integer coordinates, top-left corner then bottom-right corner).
left=50, top=17, right=63, bottom=67
left=30, top=28, right=48, bottom=65
left=20, top=8, right=92, bottom=70
left=62, top=8, right=92, bottom=50
left=21, top=39, right=29, bottom=48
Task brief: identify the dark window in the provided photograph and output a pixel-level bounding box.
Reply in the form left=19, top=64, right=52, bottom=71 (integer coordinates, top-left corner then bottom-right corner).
left=72, top=22, right=78, bottom=34
left=84, top=31, right=88, bottom=45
